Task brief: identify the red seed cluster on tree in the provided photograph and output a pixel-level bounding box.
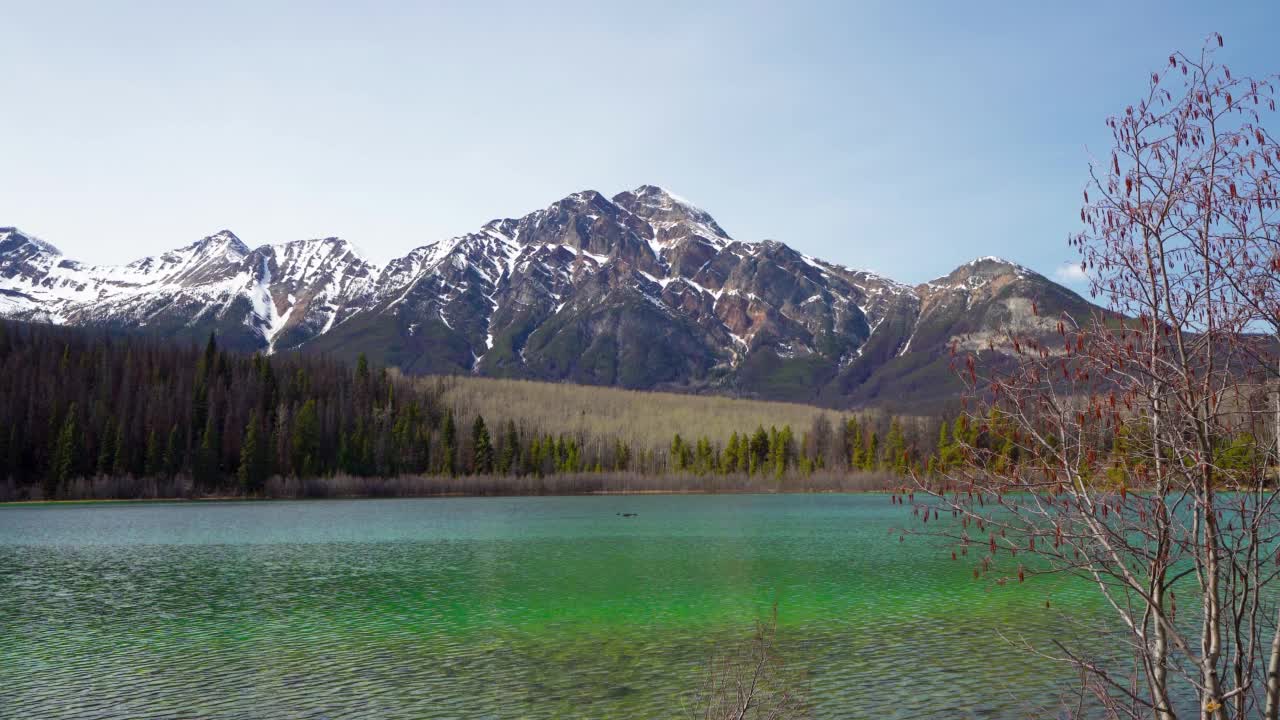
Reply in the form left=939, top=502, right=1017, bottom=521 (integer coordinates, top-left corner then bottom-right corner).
left=897, top=35, right=1280, bottom=720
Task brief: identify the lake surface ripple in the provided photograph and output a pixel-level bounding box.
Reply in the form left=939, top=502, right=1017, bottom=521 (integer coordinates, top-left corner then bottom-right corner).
left=0, top=495, right=1100, bottom=718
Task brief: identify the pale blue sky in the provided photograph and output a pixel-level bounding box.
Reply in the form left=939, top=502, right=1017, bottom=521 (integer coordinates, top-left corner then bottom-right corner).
left=3, top=1, right=1278, bottom=286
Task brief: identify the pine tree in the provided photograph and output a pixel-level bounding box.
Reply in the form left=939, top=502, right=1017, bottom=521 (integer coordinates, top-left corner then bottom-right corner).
left=996, top=436, right=1017, bottom=474
left=97, top=418, right=116, bottom=475
left=810, top=414, right=832, bottom=468
left=164, top=426, right=182, bottom=478
left=723, top=432, right=740, bottom=474
left=613, top=438, right=630, bottom=471
left=356, top=353, right=370, bottom=387
left=337, top=430, right=353, bottom=475
left=0, top=319, right=449, bottom=496
left=290, top=368, right=311, bottom=405
left=935, top=422, right=952, bottom=473
left=291, top=399, right=319, bottom=478
left=799, top=455, right=813, bottom=476
left=864, top=432, right=879, bottom=471
left=555, top=436, right=572, bottom=472
left=49, top=403, right=80, bottom=497
left=499, top=420, right=519, bottom=474
left=566, top=439, right=582, bottom=472
left=748, top=426, right=769, bottom=475
left=471, top=415, right=493, bottom=474
left=764, top=429, right=775, bottom=475
left=111, top=422, right=130, bottom=477
left=773, top=426, right=793, bottom=479
left=527, top=437, right=543, bottom=476
left=195, top=412, right=221, bottom=488
left=671, top=433, right=686, bottom=471
left=440, top=410, right=457, bottom=476
left=694, top=436, right=713, bottom=475
left=144, top=428, right=163, bottom=477
left=258, top=356, right=278, bottom=419
left=849, top=419, right=864, bottom=470
left=238, top=410, right=267, bottom=493
left=885, top=419, right=907, bottom=475
left=390, top=408, right=412, bottom=476
left=544, top=435, right=557, bottom=475
left=192, top=333, right=216, bottom=433
left=550, top=436, right=562, bottom=471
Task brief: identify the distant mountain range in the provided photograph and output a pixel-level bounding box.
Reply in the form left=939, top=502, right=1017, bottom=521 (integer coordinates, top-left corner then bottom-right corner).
left=0, top=186, right=1095, bottom=409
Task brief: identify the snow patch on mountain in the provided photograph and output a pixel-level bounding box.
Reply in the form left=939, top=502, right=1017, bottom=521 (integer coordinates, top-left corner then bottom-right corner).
left=1, top=184, right=1084, bottom=414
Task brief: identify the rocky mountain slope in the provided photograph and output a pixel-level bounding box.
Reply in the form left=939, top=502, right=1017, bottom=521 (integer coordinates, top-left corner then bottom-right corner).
left=0, top=186, right=1095, bottom=409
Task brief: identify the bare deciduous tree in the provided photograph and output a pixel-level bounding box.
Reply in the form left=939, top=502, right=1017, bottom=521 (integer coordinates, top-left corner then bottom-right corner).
left=687, top=607, right=809, bottom=720
left=902, top=36, right=1280, bottom=719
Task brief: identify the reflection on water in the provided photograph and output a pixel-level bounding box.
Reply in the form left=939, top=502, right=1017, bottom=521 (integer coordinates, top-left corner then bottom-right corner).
left=0, top=495, right=1101, bottom=718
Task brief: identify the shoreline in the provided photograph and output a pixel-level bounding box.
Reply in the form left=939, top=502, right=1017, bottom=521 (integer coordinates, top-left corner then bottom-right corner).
left=0, top=486, right=896, bottom=506
left=0, top=469, right=902, bottom=505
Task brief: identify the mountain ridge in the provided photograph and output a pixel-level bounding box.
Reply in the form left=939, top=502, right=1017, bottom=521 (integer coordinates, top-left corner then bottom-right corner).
left=0, top=187, right=1095, bottom=410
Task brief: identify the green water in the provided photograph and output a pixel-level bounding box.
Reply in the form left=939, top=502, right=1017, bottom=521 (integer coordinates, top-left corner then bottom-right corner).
left=0, top=495, right=1100, bottom=718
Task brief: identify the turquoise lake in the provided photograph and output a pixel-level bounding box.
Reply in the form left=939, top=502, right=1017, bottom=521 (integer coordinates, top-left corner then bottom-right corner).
left=0, top=494, right=1102, bottom=718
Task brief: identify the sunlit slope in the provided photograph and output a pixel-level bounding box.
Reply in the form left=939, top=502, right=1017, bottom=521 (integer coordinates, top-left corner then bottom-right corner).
left=429, top=374, right=843, bottom=448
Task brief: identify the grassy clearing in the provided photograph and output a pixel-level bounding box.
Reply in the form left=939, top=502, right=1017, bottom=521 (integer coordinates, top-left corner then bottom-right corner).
left=426, top=374, right=850, bottom=449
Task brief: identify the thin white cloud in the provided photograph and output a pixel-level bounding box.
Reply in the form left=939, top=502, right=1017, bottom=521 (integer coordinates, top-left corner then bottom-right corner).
left=1054, top=262, right=1089, bottom=283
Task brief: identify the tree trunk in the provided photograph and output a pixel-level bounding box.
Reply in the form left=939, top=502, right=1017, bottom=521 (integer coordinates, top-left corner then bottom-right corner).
left=1268, top=365, right=1280, bottom=720
left=1151, top=580, right=1175, bottom=720
left=1202, top=484, right=1227, bottom=720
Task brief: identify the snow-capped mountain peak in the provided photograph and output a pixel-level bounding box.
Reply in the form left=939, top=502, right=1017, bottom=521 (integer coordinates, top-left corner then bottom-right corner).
left=172, top=229, right=250, bottom=262
left=0, top=226, right=381, bottom=350
left=612, top=185, right=730, bottom=247
left=0, top=186, right=1091, bottom=410
left=0, top=227, right=61, bottom=257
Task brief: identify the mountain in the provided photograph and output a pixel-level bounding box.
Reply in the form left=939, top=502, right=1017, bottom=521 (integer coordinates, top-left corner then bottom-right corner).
left=0, top=227, right=378, bottom=352
left=0, top=188, right=1095, bottom=410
